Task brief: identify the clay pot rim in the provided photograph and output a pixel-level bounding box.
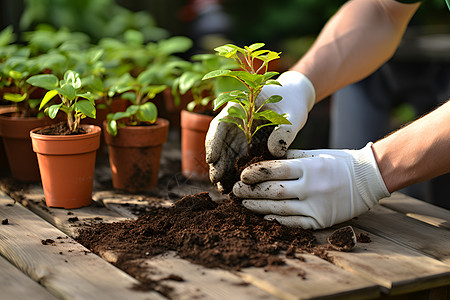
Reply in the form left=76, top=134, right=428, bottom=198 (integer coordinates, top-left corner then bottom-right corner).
left=30, top=124, right=102, bottom=141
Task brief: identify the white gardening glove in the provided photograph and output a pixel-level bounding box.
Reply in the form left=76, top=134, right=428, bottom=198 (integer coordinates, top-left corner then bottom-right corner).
left=205, top=71, right=315, bottom=191
left=233, top=143, right=390, bottom=230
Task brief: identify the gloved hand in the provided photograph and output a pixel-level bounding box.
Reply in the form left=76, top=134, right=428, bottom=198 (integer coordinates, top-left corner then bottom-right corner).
left=233, top=143, right=390, bottom=229
left=205, top=71, right=315, bottom=191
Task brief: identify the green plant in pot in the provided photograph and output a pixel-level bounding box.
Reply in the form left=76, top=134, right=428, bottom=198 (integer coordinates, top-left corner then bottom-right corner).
left=27, top=70, right=101, bottom=209
left=103, top=67, right=170, bottom=193
left=0, top=47, right=60, bottom=182
left=173, top=53, right=241, bottom=181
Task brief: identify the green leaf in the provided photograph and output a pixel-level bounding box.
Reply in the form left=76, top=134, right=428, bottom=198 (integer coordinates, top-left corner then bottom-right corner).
left=256, top=110, right=292, bottom=125
left=125, top=105, right=140, bottom=116
left=264, top=95, right=282, bottom=104
left=75, top=100, right=96, bottom=119
left=39, top=89, right=58, bottom=110
left=203, top=69, right=232, bottom=80
left=137, top=68, right=156, bottom=86
left=28, top=99, right=40, bottom=109
left=146, top=85, right=166, bottom=100
left=248, top=43, right=265, bottom=51
left=264, top=79, right=281, bottom=86
left=4, top=93, right=27, bottom=102
left=137, top=102, right=157, bottom=123
left=46, top=103, right=62, bottom=119
left=108, top=111, right=131, bottom=121
left=26, top=74, right=58, bottom=90
left=57, top=84, right=76, bottom=101
left=186, top=101, right=196, bottom=112
left=107, top=120, right=118, bottom=136
left=179, top=72, right=202, bottom=94
left=227, top=106, right=247, bottom=121
left=64, top=70, right=81, bottom=89
left=213, top=92, right=235, bottom=110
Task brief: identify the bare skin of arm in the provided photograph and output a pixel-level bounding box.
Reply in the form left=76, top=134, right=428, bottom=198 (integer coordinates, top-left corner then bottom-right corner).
left=291, top=0, right=420, bottom=102
left=372, top=100, right=450, bottom=193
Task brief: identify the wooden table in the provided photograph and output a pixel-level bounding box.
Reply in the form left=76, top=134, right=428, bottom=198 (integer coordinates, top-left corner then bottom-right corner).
left=1, top=143, right=450, bottom=300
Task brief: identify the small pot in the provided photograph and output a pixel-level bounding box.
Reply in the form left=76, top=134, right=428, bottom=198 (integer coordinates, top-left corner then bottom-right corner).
left=0, top=110, right=55, bottom=182
left=103, top=118, right=169, bottom=192
left=180, top=110, right=213, bottom=181
left=30, top=124, right=101, bottom=209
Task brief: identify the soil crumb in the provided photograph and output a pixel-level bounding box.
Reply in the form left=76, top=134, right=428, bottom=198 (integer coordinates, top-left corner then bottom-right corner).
left=327, top=226, right=356, bottom=251
left=76, top=192, right=316, bottom=271
left=356, top=233, right=371, bottom=243
left=41, top=239, right=55, bottom=245
left=1, top=218, right=8, bottom=225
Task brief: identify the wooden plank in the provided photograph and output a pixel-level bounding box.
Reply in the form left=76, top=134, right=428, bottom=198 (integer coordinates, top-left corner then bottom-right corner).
left=0, top=254, right=59, bottom=300
left=121, top=252, right=279, bottom=300
left=0, top=191, right=167, bottom=300
left=3, top=184, right=128, bottom=237
left=380, top=193, right=450, bottom=230
left=314, top=226, right=450, bottom=296
left=352, top=205, right=450, bottom=265
left=238, top=254, right=380, bottom=300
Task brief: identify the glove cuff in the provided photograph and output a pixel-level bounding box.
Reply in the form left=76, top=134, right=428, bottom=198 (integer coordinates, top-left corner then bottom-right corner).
left=352, top=142, right=390, bottom=207
left=278, top=71, right=316, bottom=112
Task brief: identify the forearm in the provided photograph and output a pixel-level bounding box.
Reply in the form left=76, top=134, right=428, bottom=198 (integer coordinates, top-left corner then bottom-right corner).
left=372, top=100, right=450, bottom=193
left=291, top=0, right=420, bottom=102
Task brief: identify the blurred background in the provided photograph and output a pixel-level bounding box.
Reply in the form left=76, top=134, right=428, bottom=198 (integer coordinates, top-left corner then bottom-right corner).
left=0, top=0, right=449, bottom=205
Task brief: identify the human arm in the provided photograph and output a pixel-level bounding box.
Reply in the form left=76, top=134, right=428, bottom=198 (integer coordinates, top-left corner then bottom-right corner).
left=373, top=100, right=450, bottom=193
left=291, top=0, right=420, bottom=102
left=233, top=101, right=450, bottom=229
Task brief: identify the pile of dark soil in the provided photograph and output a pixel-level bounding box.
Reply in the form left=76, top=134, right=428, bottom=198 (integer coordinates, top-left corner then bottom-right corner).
left=76, top=192, right=316, bottom=272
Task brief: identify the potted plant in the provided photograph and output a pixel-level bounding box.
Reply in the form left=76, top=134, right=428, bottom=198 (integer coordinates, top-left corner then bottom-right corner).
left=103, top=68, right=169, bottom=193
left=27, top=70, right=100, bottom=209
left=202, top=43, right=291, bottom=191
left=173, top=53, right=240, bottom=181
left=0, top=49, right=58, bottom=182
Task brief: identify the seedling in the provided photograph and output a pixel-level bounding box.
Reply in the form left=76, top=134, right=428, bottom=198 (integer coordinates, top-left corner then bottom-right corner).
left=26, top=70, right=96, bottom=132
left=203, top=43, right=291, bottom=155
left=105, top=67, right=166, bottom=136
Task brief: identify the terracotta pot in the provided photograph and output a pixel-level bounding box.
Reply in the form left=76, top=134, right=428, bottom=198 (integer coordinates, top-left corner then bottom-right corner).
left=30, top=124, right=101, bottom=209
left=0, top=110, right=55, bottom=182
left=180, top=110, right=213, bottom=181
left=103, top=118, right=169, bottom=192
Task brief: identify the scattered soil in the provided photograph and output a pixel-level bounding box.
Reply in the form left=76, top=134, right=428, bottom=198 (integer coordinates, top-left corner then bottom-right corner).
left=34, top=122, right=87, bottom=135
left=41, top=239, right=55, bottom=245
left=356, top=233, right=372, bottom=243
left=76, top=192, right=317, bottom=272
